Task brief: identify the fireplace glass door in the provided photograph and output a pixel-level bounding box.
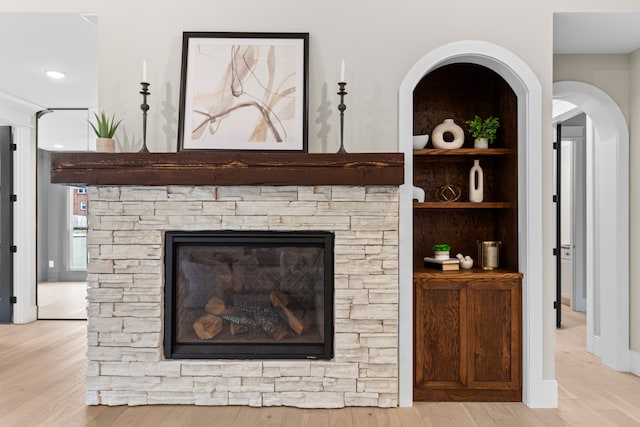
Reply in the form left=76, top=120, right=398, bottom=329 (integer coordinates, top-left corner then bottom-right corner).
left=164, top=231, right=334, bottom=359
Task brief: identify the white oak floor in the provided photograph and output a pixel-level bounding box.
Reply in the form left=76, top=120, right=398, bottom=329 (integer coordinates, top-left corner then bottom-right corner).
left=37, top=281, right=86, bottom=320
left=1, top=306, right=639, bottom=426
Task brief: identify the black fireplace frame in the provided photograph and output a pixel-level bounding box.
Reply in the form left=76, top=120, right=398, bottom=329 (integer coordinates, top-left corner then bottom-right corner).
left=164, top=230, right=334, bottom=360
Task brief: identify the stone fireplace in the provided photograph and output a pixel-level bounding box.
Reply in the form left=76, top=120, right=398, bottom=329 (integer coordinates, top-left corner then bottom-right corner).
left=50, top=152, right=403, bottom=407
left=84, top=181, right=400, bottom=408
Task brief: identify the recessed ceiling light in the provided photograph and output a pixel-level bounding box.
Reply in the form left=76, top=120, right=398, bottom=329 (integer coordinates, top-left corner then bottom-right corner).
left=53, top=144, right=64, bottom=149
left=45, top=69, right=66, bottom=79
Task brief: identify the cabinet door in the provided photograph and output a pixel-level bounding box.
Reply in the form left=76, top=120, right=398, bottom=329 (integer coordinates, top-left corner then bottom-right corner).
left=414, top=278, right=467, bottom=395
left=467, top=279, right=521, bottom=393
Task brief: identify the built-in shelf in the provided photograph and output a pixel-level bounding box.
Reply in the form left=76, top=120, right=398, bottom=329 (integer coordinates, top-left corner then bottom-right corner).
left=413, top=201, right=512, bottom=209
left=413, top=266, right=523, bottom=280
left=50, top=152, right=404, bottom=186
left=413, top=148, right=511, bottom=157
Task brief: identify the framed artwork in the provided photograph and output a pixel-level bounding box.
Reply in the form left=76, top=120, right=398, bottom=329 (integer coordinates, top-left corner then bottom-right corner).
left=177, top=32, right=309, bottom=152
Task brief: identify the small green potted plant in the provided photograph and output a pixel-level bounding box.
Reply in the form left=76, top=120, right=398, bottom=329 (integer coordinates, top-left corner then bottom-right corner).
left=89, top=111, right=122, bottom=153
left=465, top=115, right=500, bottom=149
left=433, top=243, right=451, bottom=260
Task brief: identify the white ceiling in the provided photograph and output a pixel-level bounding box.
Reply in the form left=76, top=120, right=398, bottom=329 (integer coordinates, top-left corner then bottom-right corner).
left=0, top=13, right=98, bottom=149
left=554, top=13, right=640, bottom=54
left=0, top=13, right=98, bottom=110
left=0, top=12, right=639, bottom=127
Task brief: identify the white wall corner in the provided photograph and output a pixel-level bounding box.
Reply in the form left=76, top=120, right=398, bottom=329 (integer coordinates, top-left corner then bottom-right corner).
left=0, top=91, right=42, bottom=127
left=630, top=351, right=640, bottom=377
left=12, top=125, right=38, bottom=324
left=526, top=379, right=558, bottom=408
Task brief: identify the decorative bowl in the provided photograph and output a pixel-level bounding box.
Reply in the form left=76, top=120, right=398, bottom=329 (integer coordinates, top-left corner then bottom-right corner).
left=413, top=134, right=429, bottom=149
left=460, top=257, right=474, bottom=269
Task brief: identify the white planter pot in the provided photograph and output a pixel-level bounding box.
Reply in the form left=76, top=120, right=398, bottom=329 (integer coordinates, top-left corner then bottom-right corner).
left=96, top=137, right=115, bottom=153
left=434, top=250, right=450, bottom=260
left=474, top=138, right=489, bottom=149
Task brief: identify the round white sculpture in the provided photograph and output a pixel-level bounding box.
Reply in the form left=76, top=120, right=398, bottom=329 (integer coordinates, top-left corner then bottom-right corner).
left=431, top=119, right=464, bottom=149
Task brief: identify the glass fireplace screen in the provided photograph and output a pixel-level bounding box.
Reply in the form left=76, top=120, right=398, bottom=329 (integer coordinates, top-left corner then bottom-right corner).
left=164, top=230, right=334, bottom=359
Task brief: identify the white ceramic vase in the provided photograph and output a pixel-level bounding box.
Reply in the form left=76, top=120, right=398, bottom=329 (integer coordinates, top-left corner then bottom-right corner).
left=432, top=119, right=464, bottom=149
left=469, top=159, right=484, bottom=202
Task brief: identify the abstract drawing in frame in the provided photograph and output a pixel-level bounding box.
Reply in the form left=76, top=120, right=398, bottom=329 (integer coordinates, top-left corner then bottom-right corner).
left=177, top=32, right=309, bottom=152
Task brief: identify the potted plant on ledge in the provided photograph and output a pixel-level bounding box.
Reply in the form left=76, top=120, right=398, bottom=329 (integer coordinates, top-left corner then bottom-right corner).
left=89, top=111, right=122, bottom=153
left=465, top=115, right=500, bottom=149
left=433, top=243, right=451, bottom=260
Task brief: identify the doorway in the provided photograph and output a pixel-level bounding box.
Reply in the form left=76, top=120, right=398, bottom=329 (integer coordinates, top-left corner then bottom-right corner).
left=553, top=81, right=630, bottom=372
left=0, top=126, right=13, bottom=323
left=553, top=113, right=587, bottom=318
left=36, top=109, right=91, bottom=320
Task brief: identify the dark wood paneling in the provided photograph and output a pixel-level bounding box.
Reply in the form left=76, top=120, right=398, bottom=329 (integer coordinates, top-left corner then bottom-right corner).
left=413, top=63, right=517, bottom=151
left=413, top=271, right=522, bottom=402
left=50, top=152, right=404, bottom=186
left=470, top=287, right=512, bottom=382
left=468, top=280, right=521, bottom=391
left=413, top=388, right=521, bottom=402
left=411, top=62, right=519, bottom=270
left=414, top=279, right=467, bottom=389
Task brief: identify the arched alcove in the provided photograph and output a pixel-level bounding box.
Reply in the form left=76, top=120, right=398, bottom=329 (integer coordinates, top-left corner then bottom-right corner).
left=398, top=40, right=555, bottom=408
left=553, top=81, right=630, bottom=372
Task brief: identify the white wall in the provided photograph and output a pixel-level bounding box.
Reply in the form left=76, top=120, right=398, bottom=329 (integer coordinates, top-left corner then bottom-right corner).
left=4, top=0, right=640, bottom=399
left=630, top=48, right=640, bottom=352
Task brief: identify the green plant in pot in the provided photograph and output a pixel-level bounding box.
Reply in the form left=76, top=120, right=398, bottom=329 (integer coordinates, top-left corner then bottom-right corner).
left=89, top=112, right=122, bottom=153
left=433, top=243, right=451, bottom=260
left=465, top=115, right=500, bottom=149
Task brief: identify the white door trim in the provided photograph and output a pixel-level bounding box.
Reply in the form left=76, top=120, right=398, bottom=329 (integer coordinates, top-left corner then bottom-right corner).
left=553, top=81, right=630, bottom=371
left=0, top=92, right=39, bottom=324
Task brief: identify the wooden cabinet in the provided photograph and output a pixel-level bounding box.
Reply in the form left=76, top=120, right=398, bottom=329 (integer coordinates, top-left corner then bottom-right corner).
left=412, top=62, right=522, bottom=401
left=414, top=269, right=522, bottom=401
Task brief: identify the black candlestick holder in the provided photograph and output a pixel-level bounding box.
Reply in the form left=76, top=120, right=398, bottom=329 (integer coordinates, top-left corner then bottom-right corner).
left=337, top=82, right=347, bottom=153
left=139, top=82, right=150, bottom=153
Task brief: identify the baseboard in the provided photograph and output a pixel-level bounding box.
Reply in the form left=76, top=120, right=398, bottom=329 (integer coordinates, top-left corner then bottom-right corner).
left=592, top=335, right=602, bottom=357
left=523, top=379, right=557, bottom=408
left=13, top=304, right=37, bottom=324
left=630, top=351, right=640, bottom=377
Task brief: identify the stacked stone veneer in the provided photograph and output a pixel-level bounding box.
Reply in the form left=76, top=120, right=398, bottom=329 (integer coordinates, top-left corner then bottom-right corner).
left=86, top=185, right=399, bottom=408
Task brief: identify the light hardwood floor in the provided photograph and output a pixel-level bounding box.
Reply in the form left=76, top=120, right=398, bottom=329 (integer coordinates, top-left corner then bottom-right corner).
left=1, top=306, right=639, bottom=426
left=37, top=281, right=87, bottom=320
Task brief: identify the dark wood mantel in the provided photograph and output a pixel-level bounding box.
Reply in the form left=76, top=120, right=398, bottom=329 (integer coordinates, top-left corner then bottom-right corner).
left=50, top=152, right=404, bottom=186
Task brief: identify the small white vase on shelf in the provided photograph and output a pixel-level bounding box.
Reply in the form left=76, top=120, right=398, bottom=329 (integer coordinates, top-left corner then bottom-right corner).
left=474, top=138, right=488, bottom=149
left=432, top=119, right=464, bottom=150
left=469, top=159, right=484, bottom=203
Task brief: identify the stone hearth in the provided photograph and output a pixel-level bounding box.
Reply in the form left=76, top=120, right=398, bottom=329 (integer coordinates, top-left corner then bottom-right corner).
left=85, top=184, right=399, bottom=408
